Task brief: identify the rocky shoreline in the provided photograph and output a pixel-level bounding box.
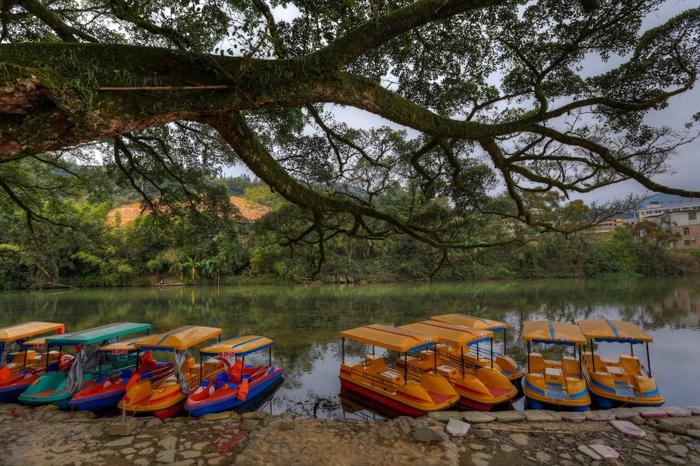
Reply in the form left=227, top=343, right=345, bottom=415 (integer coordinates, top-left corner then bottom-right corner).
left=0, top=404, right=699, bottom=465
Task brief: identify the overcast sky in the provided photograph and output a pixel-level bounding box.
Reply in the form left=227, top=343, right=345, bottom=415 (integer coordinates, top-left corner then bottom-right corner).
left=229, top=1, right=698, bottom=205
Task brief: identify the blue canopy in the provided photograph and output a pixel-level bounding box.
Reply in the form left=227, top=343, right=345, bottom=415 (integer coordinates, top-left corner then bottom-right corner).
left=45, top=322, right=151, bottom=346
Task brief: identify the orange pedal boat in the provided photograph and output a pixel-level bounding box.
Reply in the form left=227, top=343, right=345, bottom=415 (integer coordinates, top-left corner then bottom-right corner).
left=339, top=324, right=458, bottom=417
left=118, top=326, right=223, bottom=418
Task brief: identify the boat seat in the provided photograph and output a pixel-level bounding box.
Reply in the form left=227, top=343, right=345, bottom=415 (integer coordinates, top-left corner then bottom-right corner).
left=437, top=365, right=457, bottom=378
left=379, top=370, right=402, bottom=383
left=528, top=353, right=545, bottom=373
left=364, top=356, right=388, bottom=373
left=619, top=355, right=641, bottom=376
left=584, top=352, right=604, bottom=370
left=561, top=357, right=579, bottom=378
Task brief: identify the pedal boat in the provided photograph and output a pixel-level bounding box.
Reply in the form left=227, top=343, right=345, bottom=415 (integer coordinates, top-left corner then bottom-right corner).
left=521, top=320, right=590, bottom=411
left=0, top=322, right=73, bottom=402
left=578, top=319, right=663, bottom=408
left=397, top=320, right=518, bottom=410
left=185, top=335, right=285, bottom=416
left=118, top=326, right=223, bottom=419
left=70, top=337, right=173, bottom=411
left=339, top=324, right=458, bottom=417
left=431, top=313, right=525, bottom=387
left=19, top=322, right=151, bottom=409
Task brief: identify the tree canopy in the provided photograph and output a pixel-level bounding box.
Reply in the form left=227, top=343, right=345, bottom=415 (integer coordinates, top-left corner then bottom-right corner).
left=1, top=0, right=699, bottom=268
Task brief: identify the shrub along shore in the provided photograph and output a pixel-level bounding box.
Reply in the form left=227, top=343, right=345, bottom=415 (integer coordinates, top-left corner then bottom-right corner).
left=0, top=403, right=698, bottom=465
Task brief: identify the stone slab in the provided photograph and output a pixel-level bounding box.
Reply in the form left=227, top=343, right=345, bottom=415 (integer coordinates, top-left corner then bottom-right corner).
left=663, top=406, right=692, bottom=417
left=610, top=420, right=646, bottom=438
left=587, top=410, right=616, bottom=421
left=462, top=412, right=495, bottom=423
left=493, top=411, right=526, bottom=422
left=611, top=407, right=638, bottom=420
left=445, top=419, right=470, bottom=437
left=428, top=411, right=464, bottom=422
left=589, top=444, right=620, bottom=459
left=523, top=410, right=555, bottom=422
left=637, top=407, right=668, bottom=419
left=560, top=411, right=587, bottom=422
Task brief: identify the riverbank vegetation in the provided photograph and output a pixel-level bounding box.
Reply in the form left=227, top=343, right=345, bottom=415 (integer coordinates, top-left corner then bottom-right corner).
left=0, top=161, right=696, bottom=289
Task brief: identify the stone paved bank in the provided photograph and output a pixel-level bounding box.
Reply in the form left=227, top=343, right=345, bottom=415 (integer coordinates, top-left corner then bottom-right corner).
left=0, top=404, right=699, bottom=466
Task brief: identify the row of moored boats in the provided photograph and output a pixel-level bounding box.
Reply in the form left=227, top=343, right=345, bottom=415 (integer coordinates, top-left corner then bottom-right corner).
left=339, top=314, right=663, bottom=415
left=0, top=315, right=663, bottom=418
left=0, top=323, right=283, bottom=418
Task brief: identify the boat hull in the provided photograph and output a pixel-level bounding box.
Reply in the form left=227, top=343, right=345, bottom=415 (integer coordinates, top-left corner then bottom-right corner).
left=0, top=383, right=32, bottom=402
left=339, top=378, right=428, bottom=417
left=185, top=368, right=284, bottom=417
left=18, top=372, right=88, bottom=408
left=522, top=378, right=590, bottom=412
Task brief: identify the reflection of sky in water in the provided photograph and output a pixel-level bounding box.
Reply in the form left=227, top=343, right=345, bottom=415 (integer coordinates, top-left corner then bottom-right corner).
left=0, top=276, right=698, bottom=417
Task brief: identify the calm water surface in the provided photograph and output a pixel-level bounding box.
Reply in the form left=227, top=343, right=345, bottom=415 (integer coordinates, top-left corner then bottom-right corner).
left=0, top=277, right=698, bottom=417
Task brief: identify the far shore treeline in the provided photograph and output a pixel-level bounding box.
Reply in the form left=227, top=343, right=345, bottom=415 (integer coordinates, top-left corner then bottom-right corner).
left=0, top=161, right=697, bottom=290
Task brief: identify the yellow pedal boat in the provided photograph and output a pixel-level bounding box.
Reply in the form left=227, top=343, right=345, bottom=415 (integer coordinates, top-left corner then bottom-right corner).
left=578, top=319, right=663, bottom=408
left=339, top=324, right=458, bottom=416
left=431, top=314, right=524, bottom=386
left=522, top=320, right=590, bottom=411
left=118, top=326, right=223, bottom=418
left=396, top=321, right=518, bottom=411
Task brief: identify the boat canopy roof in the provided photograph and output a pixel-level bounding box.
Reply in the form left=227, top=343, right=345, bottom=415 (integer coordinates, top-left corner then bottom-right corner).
left=340, top=324, right=433, bottom=353
left=577, top=319, right=653, bottom=344
left=521, top=320, right=586, bottom=346
left=137, top=326, right=222, bottom=351
left=0, top=322, right=65, bottom=342
left=46, top=322, right=151, bottom=346
left=21, top=336, right=50, bottom=348
left=399, top=321, right=492, bottom=348
left=98, top=336, right=147, bottom=353
left=431, top=313, right=509, bottom=332
left=200, top=335, right=273, bottom=357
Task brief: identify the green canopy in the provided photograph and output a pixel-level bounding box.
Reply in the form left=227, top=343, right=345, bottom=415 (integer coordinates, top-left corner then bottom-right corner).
left=45, top=322, right=151, bottom=346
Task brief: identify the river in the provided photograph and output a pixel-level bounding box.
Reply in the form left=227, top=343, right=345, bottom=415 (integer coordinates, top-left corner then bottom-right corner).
left=0, top=276, right=698, bottom=417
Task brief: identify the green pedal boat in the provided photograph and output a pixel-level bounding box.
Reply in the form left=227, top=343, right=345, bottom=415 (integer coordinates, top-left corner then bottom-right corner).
left=18, top=322, right=151, bottom=409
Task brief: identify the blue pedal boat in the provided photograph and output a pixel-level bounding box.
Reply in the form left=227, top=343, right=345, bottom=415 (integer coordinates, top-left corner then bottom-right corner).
left=185, top=335, right=284, bottom=417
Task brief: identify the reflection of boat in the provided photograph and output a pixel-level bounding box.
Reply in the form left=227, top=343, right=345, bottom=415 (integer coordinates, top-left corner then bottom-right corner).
left=397, top=321, right=518, bottom=411
left=431, top=314, right=525, bottom=387
left=19, top=322, right=151, bottom=408
left=0, top=322, right=73, bottom=402
left=521, top=320, right=590, bottom=411
left=185, top=335, right=285, bottom=417
left=578, top=319, right=663, bottom=408
left=70, top=337, right=173, bottom=412
left=118, top=326, right=223, bottom=418
left=339, top=324, right=458, bottom=417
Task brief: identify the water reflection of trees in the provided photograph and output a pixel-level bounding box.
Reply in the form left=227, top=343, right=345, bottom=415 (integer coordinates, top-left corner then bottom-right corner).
left=0, top=277, right=698, bottom=412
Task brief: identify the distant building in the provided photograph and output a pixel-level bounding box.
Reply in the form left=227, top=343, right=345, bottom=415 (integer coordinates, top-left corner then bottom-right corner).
left=635, top=194, right=700, bottom=249
left=589, top=217, right=626, bottom=234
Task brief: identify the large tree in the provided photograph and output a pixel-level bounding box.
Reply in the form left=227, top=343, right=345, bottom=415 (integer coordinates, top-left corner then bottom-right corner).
left=1, top=0, right=699, bottom=265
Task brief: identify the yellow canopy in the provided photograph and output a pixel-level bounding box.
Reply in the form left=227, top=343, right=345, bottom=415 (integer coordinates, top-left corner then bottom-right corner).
left=577, top=319, right=653, bottom=343
left=137, top=326, right=222, bottom=351
left=431, top=313, right=509, bottom=331
left=340, top=324, right=433, bottom=353
left=521, top=320, right=586, bottom=345
left=201, top=335, right=273, bottom=356
left=22, top=336, right=50, bottom=348
left=399, top=321, right=492, bottom=347
left=98, top=336, right=147, bottom=353
left=0, top=322, right=65, bottom=342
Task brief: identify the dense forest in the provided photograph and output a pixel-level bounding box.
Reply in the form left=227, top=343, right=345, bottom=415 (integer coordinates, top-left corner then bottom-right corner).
left=0, top=159, right=695, bottom=290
